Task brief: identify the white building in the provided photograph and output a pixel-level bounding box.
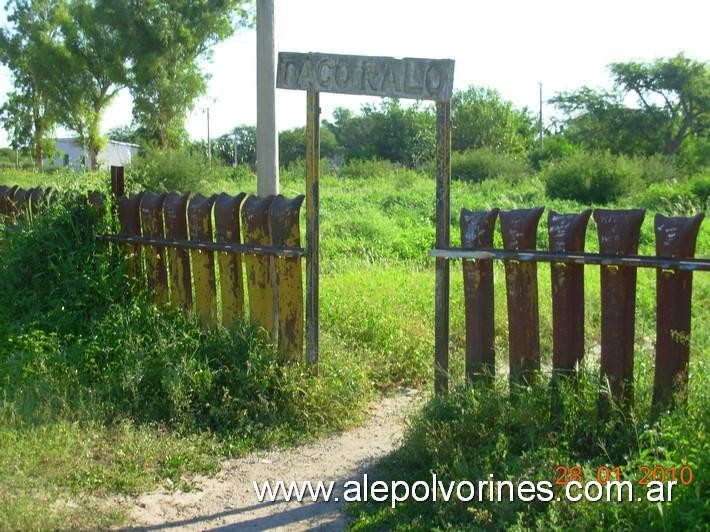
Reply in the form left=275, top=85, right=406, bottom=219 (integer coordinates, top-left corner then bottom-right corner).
left=47, top=137, right=141, bottom=170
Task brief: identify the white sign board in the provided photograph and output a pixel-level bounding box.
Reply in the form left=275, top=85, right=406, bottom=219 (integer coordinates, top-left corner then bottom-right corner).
left=277, top=52, right=455, bottom=101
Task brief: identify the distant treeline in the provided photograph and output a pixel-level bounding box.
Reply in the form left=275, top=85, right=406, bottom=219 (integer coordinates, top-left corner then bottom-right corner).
left=185, top=55, right=708, bottom=179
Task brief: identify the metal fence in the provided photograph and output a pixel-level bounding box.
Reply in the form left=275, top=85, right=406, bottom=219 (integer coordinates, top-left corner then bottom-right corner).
left=0, top=170, right=306, bottom=362
left=0, top=185, right=54, bottom=223
left=431, top=207, right=708, bottom=413
left=4, top=171, right=708, bottom=410
left=103, top=178, right=306, bottom=362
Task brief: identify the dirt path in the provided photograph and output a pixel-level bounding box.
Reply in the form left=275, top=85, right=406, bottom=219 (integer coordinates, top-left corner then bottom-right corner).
left=125, top=388, right=421, bottom=531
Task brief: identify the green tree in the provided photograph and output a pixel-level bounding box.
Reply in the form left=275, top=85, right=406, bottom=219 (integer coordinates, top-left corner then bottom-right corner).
left=0, top=0, right=62, bottom=168
left=279, top=122, right=336, bottom=168
left=451, top=85, right=535, bottom=156
left=106, top=124, right=141, bottom=144
left=552, top=55, right=710, bottom=159
left=45, top=0, right=127, bottom=167
left=612, top=55, right=709, bottom=155
left=205, top=125, right=256, bottom=166
left=329, top=107, right=377, bottom=161
left=230, top=125, right=256, bottom=166
left=367, top=100, right=435, bottom=167
left=101, top=0, right=254, bottom=149
left=329, top=100, right=435, bottom=167
left=551, top=88, right=643, bottom=154
left=190, top=125, right=257, bottom=167
left=0, top=92, right=34, bottom=152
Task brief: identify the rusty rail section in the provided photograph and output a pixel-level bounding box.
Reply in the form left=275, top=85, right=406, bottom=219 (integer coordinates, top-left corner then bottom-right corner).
left=105, top=187, right=306, bottom=362
left=653, top=213, right=705, bottom=411
left=430, top=248, right=710, bottom=271
left=460, top=208, right=498, bottom=383
left=0, top=185, right=54, bottom=223
left=432, top=207, right=707, bottom=414
left=500, top=207, right=544, bottom=387
left=548, top=209, right=592, bottom=375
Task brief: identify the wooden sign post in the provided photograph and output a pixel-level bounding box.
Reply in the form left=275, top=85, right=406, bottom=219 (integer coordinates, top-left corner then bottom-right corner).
left=277, top=51, right=455, bottom=370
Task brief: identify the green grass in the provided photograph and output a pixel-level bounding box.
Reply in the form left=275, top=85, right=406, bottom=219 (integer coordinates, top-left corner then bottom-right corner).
left=347, top=374, right=709, bottom=530
left=0, top=196, right=370, bottom=528
left=0, top=167, right=108, bottom=192
left=0, top=420, right=220, bottom=528
left=0, top=163, right=707, bottom=528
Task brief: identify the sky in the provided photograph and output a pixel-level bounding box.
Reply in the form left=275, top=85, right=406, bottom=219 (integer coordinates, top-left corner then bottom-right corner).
left=0, top=0, right=709, bottom=147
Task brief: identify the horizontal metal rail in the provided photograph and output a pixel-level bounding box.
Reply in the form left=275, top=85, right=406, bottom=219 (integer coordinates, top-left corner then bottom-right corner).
left=430, top=247, right=710, bottom=272
left=99, top=234, right=306, bottom=258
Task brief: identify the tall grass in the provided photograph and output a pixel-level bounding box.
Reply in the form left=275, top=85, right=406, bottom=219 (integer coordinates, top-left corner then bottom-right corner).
left=0, top=195, right=369, bottom=527
left=0, top=163, right=706, bottom=528
left=348, top=372, right=709, bottom=530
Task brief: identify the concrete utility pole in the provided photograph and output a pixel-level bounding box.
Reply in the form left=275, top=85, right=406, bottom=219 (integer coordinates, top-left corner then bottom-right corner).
left=256, top=0, right=279, bottom=196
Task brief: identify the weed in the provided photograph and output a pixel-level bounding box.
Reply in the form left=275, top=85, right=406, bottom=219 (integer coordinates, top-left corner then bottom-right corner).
left=0, top=165, right=706, bottom=529
left=348, top=371, right=709, bottom=530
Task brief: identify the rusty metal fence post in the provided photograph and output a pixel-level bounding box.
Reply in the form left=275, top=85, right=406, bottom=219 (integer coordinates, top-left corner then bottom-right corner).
left=548, top=210, right=591, bottom=419
left=0, top=186, right=10, bottom=222
left=500, top=208, right=544, bottom=388
left=139, top=192, right=169, bottom=306
left=163, top=193, right=192, bottom=311
left=7, top=186, right=24, bottom=223
left=110, top=166, right=125, bottom=200
left=6, top=186, right=19, bottom=223
left=271, top=194, right=306, bottom=361
left=653, top=213, right=705, bottom=411
left=28, top=187, right=45, bottom=215
left=242, top=195, right=276, bottom=337
left=594, top=209, right=645, bottom=412
left=460, top=208, right=499, bottom=384
left=548, top=210, right=592, bottom=376
left=118, top=193, right=144, bottom=281
left=214, top=192, right=247, bottom=328
left=188, top=194, right=218, bottom=326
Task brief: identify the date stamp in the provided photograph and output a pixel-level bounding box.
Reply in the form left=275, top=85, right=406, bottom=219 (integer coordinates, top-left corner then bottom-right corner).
left=555, top=465, right=694, bottom=486
left=552, top=465, right=694, bottom=502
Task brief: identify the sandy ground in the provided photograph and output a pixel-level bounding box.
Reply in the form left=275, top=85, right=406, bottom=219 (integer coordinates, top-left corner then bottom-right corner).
left=123, top=388, right=421, bottom=531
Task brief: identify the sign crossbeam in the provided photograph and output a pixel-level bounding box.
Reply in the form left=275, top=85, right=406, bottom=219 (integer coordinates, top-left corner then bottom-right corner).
left=277, top=52, right=455, bottom=102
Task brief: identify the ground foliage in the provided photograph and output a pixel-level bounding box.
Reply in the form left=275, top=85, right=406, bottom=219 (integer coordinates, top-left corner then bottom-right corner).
left=0, top=162, right=707, bottom=528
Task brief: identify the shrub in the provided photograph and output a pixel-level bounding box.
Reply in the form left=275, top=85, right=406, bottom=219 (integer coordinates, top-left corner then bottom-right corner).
left=0, top=196, right=369, bottom=440
left=349, top=375, right=709, bottom=530
left=129, top=147, right=212, bottom=192
left=279, top=125, right=338, bottom=169
left=690, top=173, right=710, bottom=204
left=634, top=154, right=678, bottom=183
left=677, top=135, right=710, bottom=173
left=544, top=151, right=637, bottom=204
left=0, top=196, right=126, bottom=335
left=226, top=163, right=256, bottom=182
left=451, top=148, right=529, bottom=183
left=281, top=157, right=336, bottom=180
left=634, top=179, right=705, bottom=215
left=529, top=134, right=580, bottom=170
